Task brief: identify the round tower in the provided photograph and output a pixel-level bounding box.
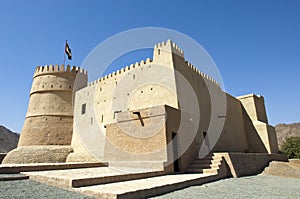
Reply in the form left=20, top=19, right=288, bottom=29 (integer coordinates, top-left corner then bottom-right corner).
left=18, top=64, right=87, bottom=146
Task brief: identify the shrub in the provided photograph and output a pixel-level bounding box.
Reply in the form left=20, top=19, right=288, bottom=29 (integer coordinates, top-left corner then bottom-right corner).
left=280, top=137, right=300, bottom=159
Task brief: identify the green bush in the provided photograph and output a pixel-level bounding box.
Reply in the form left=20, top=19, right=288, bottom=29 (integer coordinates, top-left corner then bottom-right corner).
left=280, top=137, right=300, bottom=159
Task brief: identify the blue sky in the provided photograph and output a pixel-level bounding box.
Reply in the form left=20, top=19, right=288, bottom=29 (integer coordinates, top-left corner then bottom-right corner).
left=0, top=0, right=299, bottom=132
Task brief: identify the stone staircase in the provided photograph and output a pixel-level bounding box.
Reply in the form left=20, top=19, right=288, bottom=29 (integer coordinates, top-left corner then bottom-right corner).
left=0, top=154, right=231, bottom=198
left=187, top=153, right=225, bottom=174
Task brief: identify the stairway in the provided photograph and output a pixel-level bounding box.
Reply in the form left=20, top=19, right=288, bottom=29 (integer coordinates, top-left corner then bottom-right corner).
left=9, top=154, right=230, bottom=198
left=187, top=153, right=224, bottom=174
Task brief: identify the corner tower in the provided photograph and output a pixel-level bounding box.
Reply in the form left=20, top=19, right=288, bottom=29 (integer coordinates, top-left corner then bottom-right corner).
left=18, top=64, right=87, bottom=146
left=153, top=39, right=184, bottom=66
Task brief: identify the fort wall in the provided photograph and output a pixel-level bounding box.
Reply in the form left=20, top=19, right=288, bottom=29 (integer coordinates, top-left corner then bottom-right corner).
left=69, top=57, right=179, bottom=162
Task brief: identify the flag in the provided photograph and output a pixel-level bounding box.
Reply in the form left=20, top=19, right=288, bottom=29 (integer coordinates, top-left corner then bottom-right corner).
left=65, top=40, right=72, bottom=60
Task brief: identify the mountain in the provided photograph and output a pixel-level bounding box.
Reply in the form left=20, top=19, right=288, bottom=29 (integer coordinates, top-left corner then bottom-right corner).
left=0, top=125, right=19, bottom=153
left=275, top=122, right=300, bottom=148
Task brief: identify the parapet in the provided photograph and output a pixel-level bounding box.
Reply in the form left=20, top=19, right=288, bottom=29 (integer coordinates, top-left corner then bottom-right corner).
left=154, top=39, right=184, bottom=58
left=34, top=64, right=87, bottom=78
left=184, top=60, right=220, bottom=88
left=87, top=58, right=152, bottom=86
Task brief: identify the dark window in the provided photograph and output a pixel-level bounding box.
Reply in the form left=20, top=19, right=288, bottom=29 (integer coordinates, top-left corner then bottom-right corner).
left=81, top=103, right=86, bottom=114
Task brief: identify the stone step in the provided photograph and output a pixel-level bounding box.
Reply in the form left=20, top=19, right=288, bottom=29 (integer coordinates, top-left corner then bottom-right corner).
left=0, top=162, right=106, bottom=174
left=194, top=155, right=222, bottom=162
left=186, top=168, right=204, bottom=173
left=192, top=159, right=221, bottom=165
left=188, top=163, right=211, bottom=169
left=22, top=167, right=164, bottom=188
left=0, top=174, right=29, bottom=181
left=210, top=164, right=221, bottom=169
left=74, top=173, right=222, bottom=199
left=203, top=168, right=219, bottom=174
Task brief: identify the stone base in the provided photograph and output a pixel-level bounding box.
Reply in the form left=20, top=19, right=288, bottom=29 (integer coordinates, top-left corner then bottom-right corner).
left=2, top=146, right=73, bottom=164
left=66, top=152, right=100, bottom=163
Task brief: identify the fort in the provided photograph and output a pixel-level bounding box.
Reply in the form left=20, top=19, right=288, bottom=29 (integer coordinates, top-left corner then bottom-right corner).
left=1, top=40, right=287, bottom=198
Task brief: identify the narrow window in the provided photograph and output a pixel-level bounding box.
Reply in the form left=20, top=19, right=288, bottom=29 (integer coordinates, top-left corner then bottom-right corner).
left=91, top=117, right=93, bottom=125
left=158, top=49, right=160, bottom=55
left=133, top=74, right=135, bottom=79
left=81, top=103, right=86, bottom=114
left=101, top=115, right=104, bottom=123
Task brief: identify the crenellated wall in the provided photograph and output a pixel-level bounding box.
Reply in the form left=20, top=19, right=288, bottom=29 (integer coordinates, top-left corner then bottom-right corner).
left=87, top=58, right=152, bottom=86
left=68, top=40, right=225, bottom=163
left=68, top=56, right=179, bottom=162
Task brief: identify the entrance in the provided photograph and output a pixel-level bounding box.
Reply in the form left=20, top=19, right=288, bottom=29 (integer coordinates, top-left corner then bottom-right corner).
left=172, top=132, right=180, bottom=172
left=203, top=132, right=210, bottom=150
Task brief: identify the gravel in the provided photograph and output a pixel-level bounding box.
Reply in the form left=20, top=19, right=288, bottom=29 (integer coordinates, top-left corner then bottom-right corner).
left=0, top=174, right=299, bottom=198
left=150, top=174, right=300, bottom=199
left=0, top=177, right=93, bottom=199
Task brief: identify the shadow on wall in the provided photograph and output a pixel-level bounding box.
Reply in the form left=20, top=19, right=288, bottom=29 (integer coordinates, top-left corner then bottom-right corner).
left=241, top=106, right=268, bottom=153
left=0, top=153, right=6, bottom=164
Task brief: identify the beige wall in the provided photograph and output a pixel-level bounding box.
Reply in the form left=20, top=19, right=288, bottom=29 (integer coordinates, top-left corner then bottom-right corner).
left=213, top=94, right=249, bottom=152
left=69, top=51, right=179, bottom=162
left=238, top=94, right=278, bottom=154
left=69, top=40, right=279, bottom=164
left=238, top=94, right=268, bottom=123
left=18, top=65, right=87, bottom=146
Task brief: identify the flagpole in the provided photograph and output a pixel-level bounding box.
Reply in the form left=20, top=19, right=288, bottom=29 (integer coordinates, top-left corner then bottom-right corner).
left=63, top=40, right=67, bottom=66
left=63, top=52, right=66, bottom=66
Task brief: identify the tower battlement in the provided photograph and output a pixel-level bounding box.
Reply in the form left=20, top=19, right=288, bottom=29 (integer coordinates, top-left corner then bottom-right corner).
left=154, top=39, right=184, bottom=58
left=34, top=64, right=87, bottom=77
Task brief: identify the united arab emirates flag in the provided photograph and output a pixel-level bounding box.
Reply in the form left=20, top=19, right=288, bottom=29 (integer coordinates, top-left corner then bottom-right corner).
left=65, top=41, right=72, bottom=60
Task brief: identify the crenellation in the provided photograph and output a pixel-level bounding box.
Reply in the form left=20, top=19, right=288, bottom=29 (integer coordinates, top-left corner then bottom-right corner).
left=71, top=66, right=76, bottom=72
left=60, top=64, right=64, bottom=71
left=134, top=62, right=139, bottom=67
left=146, top=58, right=151, bottom=63
left=85, top=57, right=153, bottom=88
left=54, top=64, right=59, bottom=72
left=184, top=60, right=219, bottom=87
left=33, top=64, right=87, bottom=78
left=154, top=39, right=184, bottom=58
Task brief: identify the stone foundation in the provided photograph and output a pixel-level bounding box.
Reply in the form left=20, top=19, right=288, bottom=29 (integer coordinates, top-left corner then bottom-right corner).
left=2, top=146, right=73, bottom=164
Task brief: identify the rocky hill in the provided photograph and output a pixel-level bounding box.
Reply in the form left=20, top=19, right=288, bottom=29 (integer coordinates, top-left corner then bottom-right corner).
left=0, top=125, right=19, bottom=153
left=275, top=122, right=300, bottom=148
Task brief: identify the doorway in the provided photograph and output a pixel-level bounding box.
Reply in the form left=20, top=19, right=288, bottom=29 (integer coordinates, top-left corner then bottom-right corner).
left=172, top=132, right=180, bottom=173
left=203, top=132, right=210, bottom=150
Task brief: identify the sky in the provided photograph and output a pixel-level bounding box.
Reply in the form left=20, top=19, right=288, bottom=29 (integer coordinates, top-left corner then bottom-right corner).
left=0, top=0, right=299, bottom=132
